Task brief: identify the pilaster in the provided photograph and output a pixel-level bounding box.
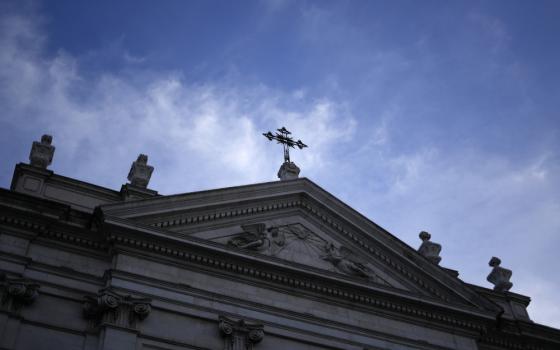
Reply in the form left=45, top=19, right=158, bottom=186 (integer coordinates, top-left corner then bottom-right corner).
left=218, top=316, right=264, bottom=350
left=83, top=288, right=151, bottom=350
left=0, top=275, right=40, bottom=350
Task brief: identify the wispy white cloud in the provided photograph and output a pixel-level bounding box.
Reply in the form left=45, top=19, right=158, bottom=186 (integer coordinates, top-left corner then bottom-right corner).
left=0, top=11, right=356, bottom=193
left=340, top=146, right=560, bottom=327
left=1, top=4, right=559, bottom=330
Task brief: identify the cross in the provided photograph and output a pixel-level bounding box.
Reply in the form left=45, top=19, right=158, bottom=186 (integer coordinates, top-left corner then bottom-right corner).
left=263, top=127, right=308, bottom=163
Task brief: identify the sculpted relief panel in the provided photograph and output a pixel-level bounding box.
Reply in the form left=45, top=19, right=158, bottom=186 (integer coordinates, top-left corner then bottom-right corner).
left=223, top=223, right=388, bottom=285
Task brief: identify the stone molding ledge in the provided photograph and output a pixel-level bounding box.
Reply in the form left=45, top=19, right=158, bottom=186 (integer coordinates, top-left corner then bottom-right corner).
left=106, top=232, right=488, bottom=332
left=0, top=214, right=107, bottom=251
left=83, top=287, right=151, bottom=330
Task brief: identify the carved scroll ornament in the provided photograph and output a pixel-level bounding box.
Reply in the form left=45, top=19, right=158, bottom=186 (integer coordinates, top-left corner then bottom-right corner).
left=83, top=288, right=151, bottom=329
left=219, top=316, right=264, bottom=350
left=0, top=275, right=40, bottom=313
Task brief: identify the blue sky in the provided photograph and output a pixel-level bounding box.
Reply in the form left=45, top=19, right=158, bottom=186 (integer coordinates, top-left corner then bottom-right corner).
left=1, top=0, right=559, bottom=327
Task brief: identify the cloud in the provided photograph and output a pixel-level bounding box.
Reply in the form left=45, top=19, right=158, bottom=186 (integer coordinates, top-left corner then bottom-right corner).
left=0, top=10, right=356, bottom=194
left=1, top=4, right=559, bottom=330
left=343, top=146, right=560, bottom=327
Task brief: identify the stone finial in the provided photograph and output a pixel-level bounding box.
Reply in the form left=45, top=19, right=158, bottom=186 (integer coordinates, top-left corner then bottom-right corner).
left=417, top=231, right=442, bottom=265
left=29, top=134, right=55, bottom=169
left=487, top=257, right=513, bottom=292
left=127, top=154, right=154, bottom=188
left=219, top=316, right=264, bottom=350
left=277, top=161, right=300, bottom=181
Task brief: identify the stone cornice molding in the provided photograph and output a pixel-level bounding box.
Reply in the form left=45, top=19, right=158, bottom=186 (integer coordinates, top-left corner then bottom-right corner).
left=11, top=163, right=123, bottom=203
left=0, top=205, right=107, bottom=252
left=105, top=206, right=497, bottom=314
left=0, top=214, right=107, bottom=252
left=98, top=179, right=499, bottom=313
left=83, top=287, right=151, bottom=330
left=0, top=190, right=500, bottom=330
left=101, top=218, right=496, bottom=333
left=154, top=196, right=447, bottom=297
left=108, top=269, right=482, bottom=345
left=0, top=274, right=40, bottom=314
left=477, top=317, right=560, bottom=350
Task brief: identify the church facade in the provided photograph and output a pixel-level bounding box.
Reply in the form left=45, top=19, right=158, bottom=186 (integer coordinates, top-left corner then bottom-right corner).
left=1, top=135, right=559, bottom=350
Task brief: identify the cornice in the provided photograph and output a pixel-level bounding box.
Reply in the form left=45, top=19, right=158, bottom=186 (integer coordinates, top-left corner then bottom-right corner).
left=101, top=216, right=496, bottom=333
left=478, top=318, right=560, bottom=350
left=99, top=178, right=306, bottom=217
left=468, top=283, right=531, bottom=306
left=2, top=181, right=499, bottom=315
left=128, top=194, right=488, bottom=309
left=11, top=163, right=122, bottom=203
left=147, top=195, right=445, bottom=297
left=108, top=269, right=485, bottom=346
left=0, top=209, right=107, bottom=252
left=98, top=178, right=499, bottom=313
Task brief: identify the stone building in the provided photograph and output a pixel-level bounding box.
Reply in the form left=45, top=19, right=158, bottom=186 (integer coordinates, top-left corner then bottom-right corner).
left=1, top=135, right=560, bottom=350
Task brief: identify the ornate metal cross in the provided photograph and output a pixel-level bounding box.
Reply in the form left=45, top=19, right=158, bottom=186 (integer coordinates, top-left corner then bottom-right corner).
left=263, top=127, right=307, bottom=163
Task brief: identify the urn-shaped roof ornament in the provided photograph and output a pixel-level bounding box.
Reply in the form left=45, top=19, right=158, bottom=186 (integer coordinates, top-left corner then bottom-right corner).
left=417, top=231, right=442, bottom=265
left=487, top=257, right=513, bottom=292
left=29, top=134, right=55, bottom=169
left=127, top=154, right=154, bottom=188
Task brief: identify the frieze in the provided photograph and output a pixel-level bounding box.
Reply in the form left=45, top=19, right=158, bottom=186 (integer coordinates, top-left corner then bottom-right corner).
left=0, top=274, right=40, bottom=314
left=83, top=287, right=151, bottom=330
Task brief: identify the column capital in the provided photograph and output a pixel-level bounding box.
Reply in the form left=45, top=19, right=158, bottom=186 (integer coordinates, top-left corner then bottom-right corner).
left=0, top=275, right=40, bottom=314
left=219, top=315, right=264, bottom=350
left=83, top=288, right=151, bottom=330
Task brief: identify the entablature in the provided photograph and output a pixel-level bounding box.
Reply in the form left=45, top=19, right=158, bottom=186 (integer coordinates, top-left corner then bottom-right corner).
left=99, top=214, right=499, bottom=336
left=99, top=179, right=501, bottom=313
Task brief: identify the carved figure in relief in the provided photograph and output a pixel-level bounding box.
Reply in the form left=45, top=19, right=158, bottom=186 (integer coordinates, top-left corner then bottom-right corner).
left=228, top=223, right=270, bottom=252
left=322, top=243, right=372, bottom=279
left=227, top=223, right=381, bottom=282
left=267, top=227, right=286, bottom=251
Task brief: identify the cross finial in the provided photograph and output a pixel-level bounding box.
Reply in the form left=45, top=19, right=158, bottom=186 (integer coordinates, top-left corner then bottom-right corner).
left=263, top=127, right=307, bottom=163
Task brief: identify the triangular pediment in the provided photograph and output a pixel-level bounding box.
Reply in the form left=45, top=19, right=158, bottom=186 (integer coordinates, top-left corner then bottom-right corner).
left=99, top=178, right=500, bottom=313
left=190, top=219, right=400, bottom=289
